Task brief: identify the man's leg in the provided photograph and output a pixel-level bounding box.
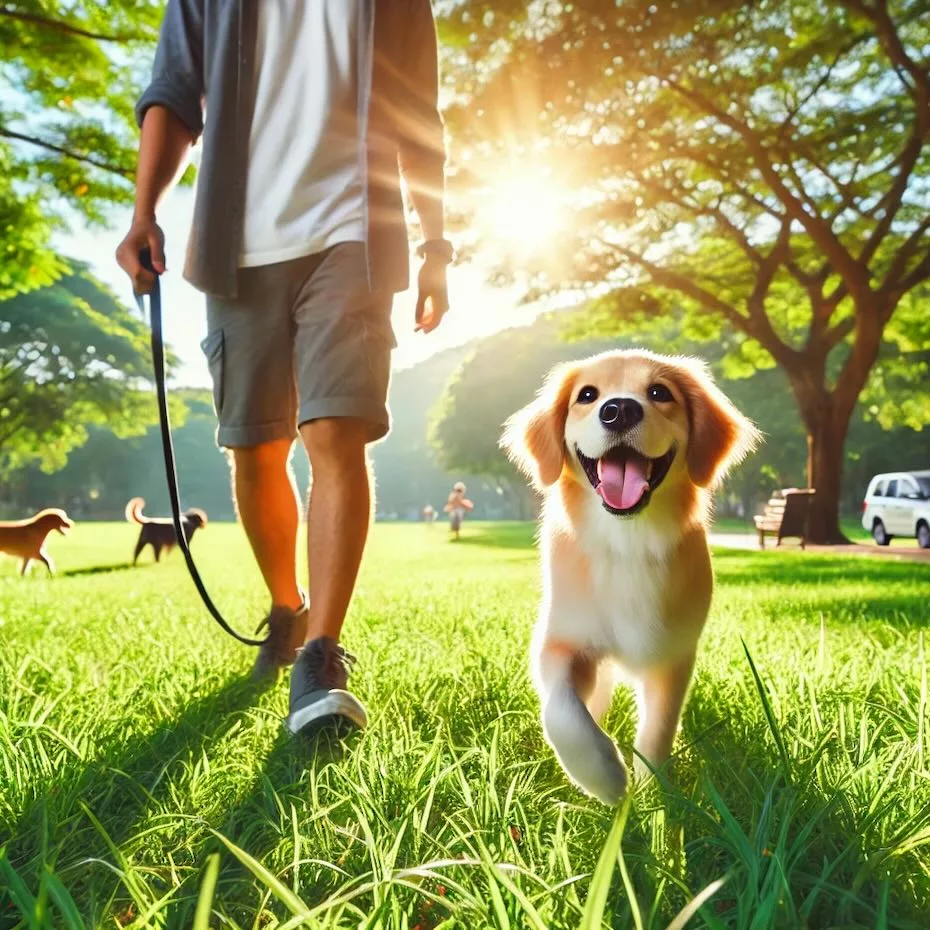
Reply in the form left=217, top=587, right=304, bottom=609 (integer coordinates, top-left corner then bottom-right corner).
left=230, top=438, right=303, bottom=612
left=299, top=418, right=372, bottom=642
left=286, top=243, right=394, bottom=735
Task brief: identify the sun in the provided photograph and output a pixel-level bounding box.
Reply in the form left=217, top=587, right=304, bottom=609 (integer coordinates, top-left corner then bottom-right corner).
left=479, top=167, right=569, bottom=256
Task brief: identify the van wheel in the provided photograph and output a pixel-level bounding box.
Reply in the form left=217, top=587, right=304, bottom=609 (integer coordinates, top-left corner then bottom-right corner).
left=918, top=522, right=930, bottom=550
left=872, top=520, right=891, bottom=546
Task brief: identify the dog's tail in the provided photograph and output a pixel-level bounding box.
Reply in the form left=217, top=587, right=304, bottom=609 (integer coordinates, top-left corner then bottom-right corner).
left=537, top=649, right=627, bottom=804
left=125, top=497, right=147, bottom=524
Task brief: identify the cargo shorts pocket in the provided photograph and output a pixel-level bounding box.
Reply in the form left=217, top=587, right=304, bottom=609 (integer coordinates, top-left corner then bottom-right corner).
left=200, top=329, right=225, bottom=416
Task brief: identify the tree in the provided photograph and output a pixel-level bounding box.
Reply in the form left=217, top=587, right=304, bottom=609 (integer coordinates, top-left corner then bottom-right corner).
left=0, top=2, right=163, bottom=297
left=429, top=317, right=615, bottom=517
left=0, top=262, right=177, bottom=479
left=442, top=0, right=930, bottom=542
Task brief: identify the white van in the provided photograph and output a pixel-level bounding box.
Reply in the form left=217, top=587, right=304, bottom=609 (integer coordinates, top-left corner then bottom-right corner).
left=861, top=471, right=930, bottom=548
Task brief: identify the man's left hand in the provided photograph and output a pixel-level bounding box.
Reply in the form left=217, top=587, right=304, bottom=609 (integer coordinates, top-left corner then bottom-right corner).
left=414, top=256, right=449, bottom=333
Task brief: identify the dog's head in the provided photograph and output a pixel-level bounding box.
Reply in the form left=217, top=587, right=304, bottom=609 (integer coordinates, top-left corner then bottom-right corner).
left=501, top=350, right=759, bottom=517
left=184, top=508, right=208, bottom=529
left=41, top=509, right=73, bottom=535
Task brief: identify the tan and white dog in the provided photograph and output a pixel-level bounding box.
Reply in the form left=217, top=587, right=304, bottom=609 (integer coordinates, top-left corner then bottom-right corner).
left=502, top=350, right=759, bottom=803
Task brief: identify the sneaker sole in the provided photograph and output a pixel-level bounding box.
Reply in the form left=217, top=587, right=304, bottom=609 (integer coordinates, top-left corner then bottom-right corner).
left=286, top=690, right=369, bottom=736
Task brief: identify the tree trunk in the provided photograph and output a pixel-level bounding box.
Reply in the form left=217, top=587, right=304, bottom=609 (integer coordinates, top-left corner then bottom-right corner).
left=805, top=412, right=850, bottom=544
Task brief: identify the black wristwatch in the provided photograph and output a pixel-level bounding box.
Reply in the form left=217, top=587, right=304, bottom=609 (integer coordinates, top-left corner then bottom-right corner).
left=416, top=238, right=455, bottom=264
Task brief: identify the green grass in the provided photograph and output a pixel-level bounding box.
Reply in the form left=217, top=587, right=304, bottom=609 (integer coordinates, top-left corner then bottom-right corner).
left=1, top=521, right=929, bottom=928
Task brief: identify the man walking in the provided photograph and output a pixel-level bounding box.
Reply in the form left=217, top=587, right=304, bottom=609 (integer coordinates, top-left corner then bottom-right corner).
left=116, top=1, right=451, bottom=736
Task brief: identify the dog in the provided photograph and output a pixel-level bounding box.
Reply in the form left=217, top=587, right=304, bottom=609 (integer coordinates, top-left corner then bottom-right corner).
left=0, top=509, right=73, bottom=576
left=125, top=497, right=207, bottom=564
left=501, top=350, right=759, bottom=803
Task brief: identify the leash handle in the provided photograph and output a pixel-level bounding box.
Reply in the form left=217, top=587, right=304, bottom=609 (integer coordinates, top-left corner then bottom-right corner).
left=136, top=249, right=268, bottom=647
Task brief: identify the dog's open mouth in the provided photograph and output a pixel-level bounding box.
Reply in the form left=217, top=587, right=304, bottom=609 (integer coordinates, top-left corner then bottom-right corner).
left=575, top=444, right=677, bottom=516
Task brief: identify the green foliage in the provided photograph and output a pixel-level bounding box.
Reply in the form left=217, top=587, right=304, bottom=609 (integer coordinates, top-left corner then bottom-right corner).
left=0, top=2, right=164, bottom=297
left=1, top=525, right=929, bottom=925
left=0, top=262, right=177, bottom=478
left=442, top=0, right=930, bottom=539
left=429, top=313, right=928, bottom=514
left=429, top=316, right=614, bottom=478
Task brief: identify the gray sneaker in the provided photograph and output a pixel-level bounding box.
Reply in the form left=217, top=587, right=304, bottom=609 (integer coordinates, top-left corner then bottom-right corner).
left=252, top=598, right=310, bottom=682
left=286, top=637, right=368, bottom=736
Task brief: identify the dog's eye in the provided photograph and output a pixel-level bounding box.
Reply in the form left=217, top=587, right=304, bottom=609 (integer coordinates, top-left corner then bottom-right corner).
left=647, top=383, right=674, bottom=403
left=577, top=385, right=599, bottom=404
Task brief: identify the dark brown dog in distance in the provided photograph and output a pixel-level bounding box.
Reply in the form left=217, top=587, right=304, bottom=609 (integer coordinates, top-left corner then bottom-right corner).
left=126, top=497, right=207, bottom=565
left=0, top=509, right=73, bottom=575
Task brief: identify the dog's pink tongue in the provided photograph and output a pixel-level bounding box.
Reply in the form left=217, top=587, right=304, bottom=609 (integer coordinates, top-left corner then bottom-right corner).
left=596, top=456, right=649, bottom=511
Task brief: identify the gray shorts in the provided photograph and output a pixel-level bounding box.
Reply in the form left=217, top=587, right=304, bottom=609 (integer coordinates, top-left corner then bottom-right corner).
left=202, top=242, right=395, bottom=448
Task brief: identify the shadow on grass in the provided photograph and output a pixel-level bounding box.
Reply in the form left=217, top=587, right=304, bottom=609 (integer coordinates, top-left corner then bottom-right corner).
left=712, top=547, right=928, bottom=587
left=62, top=562, right=147, bottom=577
left=5, top=673, right=258, bottom=892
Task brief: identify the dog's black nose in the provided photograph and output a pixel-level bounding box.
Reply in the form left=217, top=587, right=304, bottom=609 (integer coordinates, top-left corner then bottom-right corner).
left=599, top=397, right=643, bottom=432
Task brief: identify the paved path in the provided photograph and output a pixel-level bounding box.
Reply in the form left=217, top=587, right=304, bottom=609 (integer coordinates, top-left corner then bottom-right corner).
left=709, top=533, right=930, bottom=563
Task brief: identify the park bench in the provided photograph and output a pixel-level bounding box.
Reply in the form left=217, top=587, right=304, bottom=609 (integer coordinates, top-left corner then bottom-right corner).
left=753, top=488, right=816, bottom=550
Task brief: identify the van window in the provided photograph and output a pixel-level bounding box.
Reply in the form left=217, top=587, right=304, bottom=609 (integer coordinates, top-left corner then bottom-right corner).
left=887, top=479, right=898, bottom=498
left=899, top=479, right=919, bottom=499
left=873, top=480, right=887, bottom=497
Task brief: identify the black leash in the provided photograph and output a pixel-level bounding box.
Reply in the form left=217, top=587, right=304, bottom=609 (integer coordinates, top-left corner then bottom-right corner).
left=135, top=249, right=268, bottom=647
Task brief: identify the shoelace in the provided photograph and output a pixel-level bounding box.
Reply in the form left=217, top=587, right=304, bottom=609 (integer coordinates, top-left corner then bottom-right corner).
left=302, top=639, right=357, bottom=688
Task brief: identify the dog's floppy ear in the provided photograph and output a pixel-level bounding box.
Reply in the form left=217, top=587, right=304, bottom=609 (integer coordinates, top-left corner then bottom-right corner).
left=669, top=358, right=761, bottom=488
left=500, top=363, right=578, bottom=489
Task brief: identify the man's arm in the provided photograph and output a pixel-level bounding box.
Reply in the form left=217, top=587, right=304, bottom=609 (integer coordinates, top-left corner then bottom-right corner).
left=117, top=0, right=205, bottom=292
left=396, top=0, right=446, bottom=242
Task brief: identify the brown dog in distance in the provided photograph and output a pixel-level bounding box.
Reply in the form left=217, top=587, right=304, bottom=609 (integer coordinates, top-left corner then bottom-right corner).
left=0, top=509, right=73, bottom=575
left=126, top=497, right=207, bottom=564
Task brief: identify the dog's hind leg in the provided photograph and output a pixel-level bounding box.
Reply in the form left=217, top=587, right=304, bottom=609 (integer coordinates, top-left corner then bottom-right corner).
left=633, top=651, right=696, bottom=782
left=132, top=534, right=146, bottom=565
left=20, top=558, right=30, bottom=576
left=536, top=639, right=627, bottom=804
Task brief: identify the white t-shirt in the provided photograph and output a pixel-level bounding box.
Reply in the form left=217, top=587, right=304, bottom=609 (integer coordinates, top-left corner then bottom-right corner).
left=239, top=1, right=366, bottom=268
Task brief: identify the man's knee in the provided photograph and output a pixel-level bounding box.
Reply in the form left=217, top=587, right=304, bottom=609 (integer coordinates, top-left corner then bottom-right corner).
left=230, top=437, right=293, bottom=480
left=300, top=417, right=369, bottom=468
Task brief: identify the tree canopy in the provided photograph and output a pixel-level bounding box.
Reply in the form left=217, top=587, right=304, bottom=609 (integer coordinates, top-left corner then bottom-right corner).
left=0, top=263, right=176, bottom=478
left=441, top=0, right=930, bottom=542
left=0, top=2, right=162, bottom=298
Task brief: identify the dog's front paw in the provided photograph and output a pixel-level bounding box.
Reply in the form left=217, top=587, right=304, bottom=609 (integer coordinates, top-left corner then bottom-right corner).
left=568, top=737, right=628, bottom=805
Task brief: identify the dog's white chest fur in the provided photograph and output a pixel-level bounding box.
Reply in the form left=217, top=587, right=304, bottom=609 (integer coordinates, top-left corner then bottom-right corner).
left=541, top=497, right=701, bottom=670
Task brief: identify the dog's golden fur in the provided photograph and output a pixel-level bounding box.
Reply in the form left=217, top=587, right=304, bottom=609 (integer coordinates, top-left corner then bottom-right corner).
left=0, top=509, right=73, bottom=576
left=502, top=350, right=759, bottom=803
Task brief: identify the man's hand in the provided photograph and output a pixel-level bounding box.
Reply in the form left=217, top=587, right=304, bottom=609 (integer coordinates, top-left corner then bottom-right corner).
left=414, top=255, right=449, bottom=333
left=115, top=216, right=166, bottom=295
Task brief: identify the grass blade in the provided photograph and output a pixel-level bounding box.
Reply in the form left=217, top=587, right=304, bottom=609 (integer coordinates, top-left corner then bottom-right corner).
left=665, top=875, right=728, bottom=930
left=741, top=638, right=791, bottom=779
left=579, top=802, right=628, bottom=930
left=212, top=830, right=309, bottom=917
left=194, top=853, right=220, bottom=930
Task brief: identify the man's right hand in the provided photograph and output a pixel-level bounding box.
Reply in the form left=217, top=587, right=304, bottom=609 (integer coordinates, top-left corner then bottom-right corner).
left=115, top=217, right=166, bottom=294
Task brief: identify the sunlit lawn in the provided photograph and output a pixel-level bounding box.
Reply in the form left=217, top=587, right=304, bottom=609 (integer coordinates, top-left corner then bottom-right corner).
left=1, top=522, right=928, bottom=928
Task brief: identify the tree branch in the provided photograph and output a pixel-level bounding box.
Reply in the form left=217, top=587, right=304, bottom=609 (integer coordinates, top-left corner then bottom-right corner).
left=664, top=78, right=871, bottom=301
left=892, top=247, right=930, bottom=302
left=839, top=0, right=930, bottom=103
left=0, top=7, right=140, bottom=43
left=601, top=238, right=800, bottom=371
left=0, top=127, right=133, bottom=179
left=824, top=316, right=856, bottom=349
left=879, top=215, right=930, bottom=294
